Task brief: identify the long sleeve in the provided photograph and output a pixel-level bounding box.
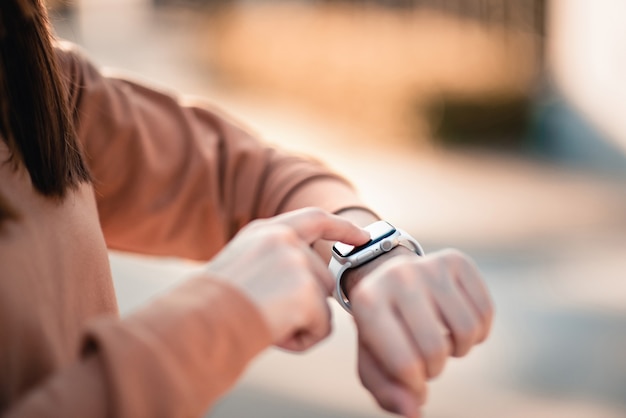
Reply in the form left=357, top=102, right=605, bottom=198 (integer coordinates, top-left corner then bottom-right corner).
left=1, top=40, right=366, bottom=418
left=56, top=41, right=366, bottom=261
left=4, top=276, right=272, bottom=418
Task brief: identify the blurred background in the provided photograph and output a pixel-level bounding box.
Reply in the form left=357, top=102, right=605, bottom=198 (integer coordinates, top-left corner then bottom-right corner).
left=49, top=0, right=626, bottom=416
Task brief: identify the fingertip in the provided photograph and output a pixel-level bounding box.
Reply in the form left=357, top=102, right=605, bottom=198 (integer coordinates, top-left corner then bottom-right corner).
left=335, top=226, right=370, bottom=247
left=395, top=391, right=423, bottom=418
left=342, top=219, right=370, bottom=243
left=357, top=227, right=372, bottom=243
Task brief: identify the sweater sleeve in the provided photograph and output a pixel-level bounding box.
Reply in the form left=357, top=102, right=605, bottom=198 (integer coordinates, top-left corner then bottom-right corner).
left=4, top=276, right=272, bottom=418
left=55, top=41, right=366, bottom=261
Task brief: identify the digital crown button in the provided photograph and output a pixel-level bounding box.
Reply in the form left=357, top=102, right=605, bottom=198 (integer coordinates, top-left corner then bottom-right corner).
left=381, top=239, right=394, bottom=252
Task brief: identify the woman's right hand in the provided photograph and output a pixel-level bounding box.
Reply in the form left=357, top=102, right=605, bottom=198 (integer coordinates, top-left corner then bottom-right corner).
left=205, top=208, right=369, bottom=352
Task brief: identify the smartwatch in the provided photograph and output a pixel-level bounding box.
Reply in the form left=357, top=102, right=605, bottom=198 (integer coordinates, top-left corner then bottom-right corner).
left=329, top=220, right=424, bottom=313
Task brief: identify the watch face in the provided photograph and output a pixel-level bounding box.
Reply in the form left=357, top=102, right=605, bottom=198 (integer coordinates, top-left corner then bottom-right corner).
left=333, top=221, right=396, bottom=258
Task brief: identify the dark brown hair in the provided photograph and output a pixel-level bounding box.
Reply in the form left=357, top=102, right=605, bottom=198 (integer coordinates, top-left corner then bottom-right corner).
left=0, top=0, right=91, bottom=208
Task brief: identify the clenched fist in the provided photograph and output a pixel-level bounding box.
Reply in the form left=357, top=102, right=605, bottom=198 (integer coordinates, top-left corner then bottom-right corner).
left=205, top=208, right=369, bottom=351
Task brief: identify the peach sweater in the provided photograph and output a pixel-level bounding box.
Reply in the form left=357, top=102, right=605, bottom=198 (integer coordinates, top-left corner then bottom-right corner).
left=0, top=42, right=363, bottom=417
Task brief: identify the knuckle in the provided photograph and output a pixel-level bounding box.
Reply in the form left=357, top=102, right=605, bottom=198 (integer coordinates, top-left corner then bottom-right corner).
left=422, top=336, right=447, bottom=364
left=386, top=261, right=420, bottom=288
left=303, top=207, right=328, bottom=223
left=441, top=248, right=466, bottom=261
left=454, top=317, right=480, bottom=347
left=390, top=269, right=414, bottom=288
left=443, top=248, right=475, bottom=271
left=416, top=255, right=446, bottom=278
left=460, top=316, right=479, bottom=337
left=308, top=206, right=327, bottom=218
left=437, top=253, right=455, bottom=275
left=427, top=269, right=455, bottom=294
left=434, top=248, right=458, bottom=267
left=393, top=358, right=423, bottom=386
left=350, top=283, right=379, bottom=311
left=267, top=224, right=298, bottom=245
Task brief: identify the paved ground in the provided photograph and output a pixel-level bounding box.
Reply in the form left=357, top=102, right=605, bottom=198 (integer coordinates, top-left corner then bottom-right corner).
left=54, top=1, right=626, bottom=417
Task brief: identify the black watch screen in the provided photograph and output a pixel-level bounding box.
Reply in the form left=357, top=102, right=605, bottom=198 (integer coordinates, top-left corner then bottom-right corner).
left=332, top=221, right=396, bottom=258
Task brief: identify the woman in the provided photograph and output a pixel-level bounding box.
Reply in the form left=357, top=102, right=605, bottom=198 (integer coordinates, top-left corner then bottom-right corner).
left=0, top=1, right=493, bottom=417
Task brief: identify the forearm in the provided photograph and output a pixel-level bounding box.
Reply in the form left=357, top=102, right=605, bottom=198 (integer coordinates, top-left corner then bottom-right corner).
left=58, top=42, right=365, bottom=261
left=5, top=277, right=271, bottom=418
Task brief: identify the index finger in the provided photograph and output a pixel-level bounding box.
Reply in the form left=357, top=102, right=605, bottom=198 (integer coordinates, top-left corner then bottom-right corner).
left=269, top=207, right=370, bottom=245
